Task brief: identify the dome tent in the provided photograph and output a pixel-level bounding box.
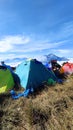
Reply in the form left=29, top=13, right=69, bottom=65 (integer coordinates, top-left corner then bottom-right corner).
left=15, top=59, right=57, bottom=91
left=0, top=68, right=14, bottom=93
left=62, top=62, right=73, bottom=74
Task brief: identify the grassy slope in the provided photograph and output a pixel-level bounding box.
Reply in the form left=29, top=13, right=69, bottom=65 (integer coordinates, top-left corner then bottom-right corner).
left=0, top=75, right=73, bottom=130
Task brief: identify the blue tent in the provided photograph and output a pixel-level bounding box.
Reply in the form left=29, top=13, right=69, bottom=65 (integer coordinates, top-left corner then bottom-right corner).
left=15, top=59, right=57, bottom=90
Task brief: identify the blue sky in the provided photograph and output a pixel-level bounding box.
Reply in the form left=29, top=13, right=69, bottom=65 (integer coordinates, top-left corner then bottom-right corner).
left=0, top=0, right=73, bottom=62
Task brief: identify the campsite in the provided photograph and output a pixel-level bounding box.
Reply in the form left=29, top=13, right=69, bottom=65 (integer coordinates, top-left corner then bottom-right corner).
left=0, top=58, right=73, bottom=130
left=0, top=0, right=73, bottom=129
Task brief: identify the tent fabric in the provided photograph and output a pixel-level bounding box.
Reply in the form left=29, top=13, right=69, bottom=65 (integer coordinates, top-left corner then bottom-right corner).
left=0, top=68, right=14, bottom=93
left=10, top=88, right=34, bottom=99
left=15, top=59, right=57, bottom=91
left=62, top=62, right=73, bottom=74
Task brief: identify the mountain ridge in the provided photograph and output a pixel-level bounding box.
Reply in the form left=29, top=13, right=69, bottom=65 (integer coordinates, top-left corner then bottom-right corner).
left=1, top=53, right=69, bottom=66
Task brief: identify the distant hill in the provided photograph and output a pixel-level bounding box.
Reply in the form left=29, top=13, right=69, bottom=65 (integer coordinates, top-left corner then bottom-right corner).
left=5, top=57, right=27, bottom=63
left=37, top=53, right=69, bottom=64
left=4, top=57, right=27, bottom=66
left=2, top=54, right=69, bottom=66
left=44, top=53, right=69, bottom=62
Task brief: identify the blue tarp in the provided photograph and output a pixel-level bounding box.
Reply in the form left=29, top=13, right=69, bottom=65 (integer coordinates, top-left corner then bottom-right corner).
left=10, top=88, right=34, bottom=99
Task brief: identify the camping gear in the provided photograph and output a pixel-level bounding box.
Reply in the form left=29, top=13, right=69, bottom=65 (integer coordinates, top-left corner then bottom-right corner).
left=44, top=62, right=52, bottom=70
left=0, top=68, right=14, bottom=93
left=59, top=67, right=64, bottom=74
left=47, top=78, right=56, bottom=86
left=15, top=59, right=57, bottom=92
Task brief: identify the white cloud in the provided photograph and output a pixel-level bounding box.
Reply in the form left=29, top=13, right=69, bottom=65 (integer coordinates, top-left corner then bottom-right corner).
left=11, top=39, right=65, bottom=53
left=4, top=35, right=30, bottom=44
left=50, top=49, right=73, bottom=58
left=48, top=21, right=73, bottom=42
left=0, top=34, right=64, bottom=53
left=0, top=34, right=72, bottom=61
left=61, top=22, right=73, bottom=38
left=57, top=49, right=71, bottom=54
left=62, top=22, right=73, bottom=35
left=0, top=35, right=30, bottom=52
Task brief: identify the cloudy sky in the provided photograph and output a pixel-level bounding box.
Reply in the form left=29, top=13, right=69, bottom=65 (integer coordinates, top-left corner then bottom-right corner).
left=0, top=0, right=73, bottom=62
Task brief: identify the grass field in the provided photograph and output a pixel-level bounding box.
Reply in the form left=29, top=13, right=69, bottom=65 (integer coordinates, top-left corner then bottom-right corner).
left=0, top=75, right=73, bottom=130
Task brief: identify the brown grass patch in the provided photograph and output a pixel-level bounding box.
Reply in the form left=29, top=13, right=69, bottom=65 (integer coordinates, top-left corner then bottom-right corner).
left=0, top=76, right=73, bottom=130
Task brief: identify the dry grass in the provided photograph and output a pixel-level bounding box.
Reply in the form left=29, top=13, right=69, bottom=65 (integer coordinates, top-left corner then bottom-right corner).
left=0, top=75, right=73, bottom=130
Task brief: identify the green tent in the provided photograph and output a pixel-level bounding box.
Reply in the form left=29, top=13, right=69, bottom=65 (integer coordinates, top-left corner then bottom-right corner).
left=15, top=59, right=57, bottom=91
left=0, top=68, right=14, bottom=93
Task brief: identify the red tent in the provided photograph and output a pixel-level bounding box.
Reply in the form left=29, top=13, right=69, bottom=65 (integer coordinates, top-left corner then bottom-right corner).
left=62, top=62, right=73, bottom=74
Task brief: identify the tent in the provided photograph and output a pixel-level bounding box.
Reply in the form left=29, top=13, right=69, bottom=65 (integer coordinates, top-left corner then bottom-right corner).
left=15, top=59, right=57, bottom=91
left=0, top=68, right=14, bottom=93
left=62, top=62, right=73, bottom=74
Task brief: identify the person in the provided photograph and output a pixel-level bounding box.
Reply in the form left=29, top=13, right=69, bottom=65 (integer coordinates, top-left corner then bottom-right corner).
left=51, top=60, right=61, bottom=70
left=51, top=60, right=66, bottom=79
left=1, top=61, right=13, bottom=73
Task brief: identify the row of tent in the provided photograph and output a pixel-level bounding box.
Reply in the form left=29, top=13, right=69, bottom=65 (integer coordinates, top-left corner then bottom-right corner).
left=0, top=59, right=73, bottom=97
